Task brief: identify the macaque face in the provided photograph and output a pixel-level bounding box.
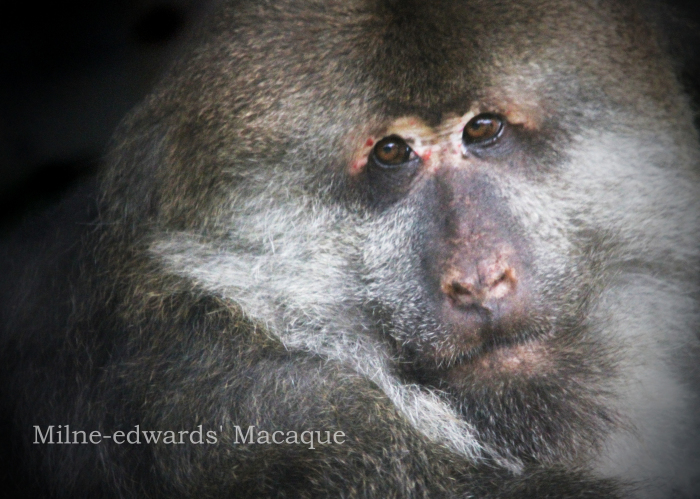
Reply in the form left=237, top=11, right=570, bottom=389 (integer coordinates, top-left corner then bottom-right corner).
left=353, top=113, right=541, bottom=355
left=338, top=80, right=619, bottom=462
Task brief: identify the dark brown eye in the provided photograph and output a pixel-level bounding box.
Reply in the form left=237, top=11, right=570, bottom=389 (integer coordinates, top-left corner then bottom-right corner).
left=463, top=113, right=504, bottom=147
left=373, top=135, right=412, bottom=167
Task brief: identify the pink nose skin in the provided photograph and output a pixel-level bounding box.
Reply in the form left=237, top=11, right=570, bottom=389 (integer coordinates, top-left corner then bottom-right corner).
left=441, top=258, right=517, bottom=308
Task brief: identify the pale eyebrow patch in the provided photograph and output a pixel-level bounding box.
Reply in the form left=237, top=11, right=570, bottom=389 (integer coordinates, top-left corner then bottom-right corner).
left=350, top=106, right=531, bottom=175
left=349, top=116, right=438, bottom=174
left=384, top=116, right=437, bottom=149
left=439, top=111, right=477, bottom=150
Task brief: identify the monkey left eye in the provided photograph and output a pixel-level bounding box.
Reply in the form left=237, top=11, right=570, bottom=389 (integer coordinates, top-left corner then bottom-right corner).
left=371, top=135, right=414, bottom=168
left=462, top=113, right=505, bottom=147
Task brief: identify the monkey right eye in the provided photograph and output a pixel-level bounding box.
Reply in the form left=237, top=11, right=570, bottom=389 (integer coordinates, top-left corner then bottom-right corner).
left=462, top=113, right=505, bottom=148
left=371, top=135, right=415, bottom=168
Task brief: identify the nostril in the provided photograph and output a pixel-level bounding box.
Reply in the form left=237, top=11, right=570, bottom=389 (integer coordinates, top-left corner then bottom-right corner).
left=441, top=275, right=481, bottom=306
left=485, top=267, right=517, bottom=300
left=443, top=279, right=478, bottom=305
left=449, top=280, right=473, bottom=296
left=441, top=264, right=517, bottom=306
left=491, top=271, right=508, bottom=286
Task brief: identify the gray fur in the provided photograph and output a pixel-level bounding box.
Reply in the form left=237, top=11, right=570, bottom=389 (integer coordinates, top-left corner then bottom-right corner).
left=1, top=0, right=699, bottom=497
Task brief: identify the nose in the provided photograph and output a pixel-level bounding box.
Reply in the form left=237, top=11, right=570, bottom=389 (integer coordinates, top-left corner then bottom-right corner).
left=441, top=257, right=518, bottom=309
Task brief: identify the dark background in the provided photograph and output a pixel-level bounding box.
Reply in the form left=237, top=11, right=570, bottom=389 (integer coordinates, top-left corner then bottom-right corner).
left=0, top=0, right=213, bottom=232
left=0, top=0, right=699, bottom=232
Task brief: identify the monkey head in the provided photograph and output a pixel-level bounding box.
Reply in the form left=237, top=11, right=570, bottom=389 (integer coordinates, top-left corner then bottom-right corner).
left=102, top=0, right=700, bottom=486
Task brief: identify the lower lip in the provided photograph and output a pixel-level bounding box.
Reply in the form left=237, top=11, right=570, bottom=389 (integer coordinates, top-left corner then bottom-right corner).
left=446, top=340, right=550, bottom=380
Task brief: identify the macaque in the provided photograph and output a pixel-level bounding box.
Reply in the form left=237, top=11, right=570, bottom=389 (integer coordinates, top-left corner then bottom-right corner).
left=1, top=0, right=699, bottom=497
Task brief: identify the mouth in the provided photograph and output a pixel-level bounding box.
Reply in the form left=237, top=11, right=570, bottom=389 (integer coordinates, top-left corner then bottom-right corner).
left=448, top=337, right=553, bottom=379
left=454, top=324, right=549, bottom=362
left=399, top=323, right=554, bottom=385
left=396, top=336, right=553, bottom=394
left=435, top=314, right=551, bottom=362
